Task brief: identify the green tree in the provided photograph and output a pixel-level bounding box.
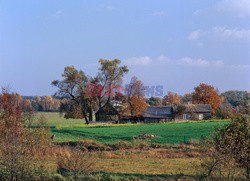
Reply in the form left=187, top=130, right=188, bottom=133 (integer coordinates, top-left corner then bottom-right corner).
left=147, top=97, right=163, bottom=106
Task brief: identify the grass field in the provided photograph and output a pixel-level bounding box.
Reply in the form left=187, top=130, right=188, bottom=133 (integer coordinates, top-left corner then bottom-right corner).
left=33, top=112, right=85, bottom=126
left=31, top=112, right=233, bottom=180
left=33, top=112, right=229, bottom=144
left=51, top=121, right=228, bottom=144
left=46, top=157, right=199, bottom=179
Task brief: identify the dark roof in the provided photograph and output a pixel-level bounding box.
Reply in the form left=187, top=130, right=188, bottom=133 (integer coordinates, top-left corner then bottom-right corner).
left=95, top=102, right=118, bottom=115
left=142, top=106, right=173, bottom=118
left=185, top=104, right=212, bottom=113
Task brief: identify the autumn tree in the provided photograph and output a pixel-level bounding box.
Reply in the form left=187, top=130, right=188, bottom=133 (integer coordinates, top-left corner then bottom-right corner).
left=0, top=89, right=23, bottom=127
left=52, top=66, right=95, bottom=124
left=96, top=59, right=129, bottom=108
left=22, top=99, right=35, bottom=128
left=163, top=91, right=181, bottom=106
left=181, top=93, right=193, bottom=104
left=192, top=83, right=220, bottom=114
left=124, top=76, right=148, bottom=122
left=0, top=89, right=50, bottom=180
left=41, top=96, right=53, bottom=111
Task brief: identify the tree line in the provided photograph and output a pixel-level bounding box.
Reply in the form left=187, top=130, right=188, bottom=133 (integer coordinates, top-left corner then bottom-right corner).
left=22, top=95, right=61, bottom=112
left=147, top=89, right=249, bottom=116
left=20, top=58, right=249, bottom=123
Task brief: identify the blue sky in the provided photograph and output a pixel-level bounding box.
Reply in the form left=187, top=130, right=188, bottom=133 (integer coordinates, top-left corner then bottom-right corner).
left=0, top=0, right=249, bottom=96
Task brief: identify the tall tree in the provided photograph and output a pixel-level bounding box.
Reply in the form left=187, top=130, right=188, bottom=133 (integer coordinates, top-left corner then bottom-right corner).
left=192, top=83, right=220, bottom=114
left=52, top=66, right=92, bottom=124
left=96, top=59, right=129, bottom=108
left=163, top=91, right=181, bottom=106
left=124, top=76, right=148, bottom=122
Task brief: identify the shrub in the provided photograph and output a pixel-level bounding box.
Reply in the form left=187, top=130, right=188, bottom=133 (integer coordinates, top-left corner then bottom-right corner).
left=57, top=147, right=95, bottom=181
left=0, top=89, right=52, bottom=180
left=197, top=114, right=249, bottom=180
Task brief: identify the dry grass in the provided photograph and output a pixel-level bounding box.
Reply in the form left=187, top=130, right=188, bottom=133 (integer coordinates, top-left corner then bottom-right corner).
left=31, top=140, right=202, bottom=178
left=93, top=158, right=199, bottom=175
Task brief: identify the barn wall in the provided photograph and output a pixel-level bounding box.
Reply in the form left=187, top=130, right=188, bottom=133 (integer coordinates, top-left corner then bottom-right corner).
left=175, top=112, right=212, bottom=121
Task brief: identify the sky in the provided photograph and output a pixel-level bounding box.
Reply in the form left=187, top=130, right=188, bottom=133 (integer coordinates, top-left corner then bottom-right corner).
left=0, top=0, right=249, bottom=96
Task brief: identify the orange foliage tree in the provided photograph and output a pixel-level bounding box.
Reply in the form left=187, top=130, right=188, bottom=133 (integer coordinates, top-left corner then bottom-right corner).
left=0, top=89, right=51, bottom=180
left=124, top=76, right=148, bottom=122
left=192, top=83, right=220, bottom=114
left=163, top=91, right=181, bottom=106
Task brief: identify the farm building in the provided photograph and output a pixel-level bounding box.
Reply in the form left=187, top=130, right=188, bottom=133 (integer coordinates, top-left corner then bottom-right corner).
left=174, top=104, right=212, bottom=121
left=95, top=103, right=213, bottom=123
left=95, top=102, right=119, bottom=123
left=142, top=106, right=174, bottom=123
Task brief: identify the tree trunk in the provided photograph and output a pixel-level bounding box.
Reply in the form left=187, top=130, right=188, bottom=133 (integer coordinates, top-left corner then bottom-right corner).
left=98, top=96, right=101, bottom=109
left=88, top=108, right=93, bottom=122
left=83, top=111, right=89, bottom=125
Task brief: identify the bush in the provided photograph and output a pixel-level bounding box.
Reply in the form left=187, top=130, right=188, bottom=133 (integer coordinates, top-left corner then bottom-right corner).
left=57, top=147, right=95, bottom=181
left=197, top=114, right=249, bottom=180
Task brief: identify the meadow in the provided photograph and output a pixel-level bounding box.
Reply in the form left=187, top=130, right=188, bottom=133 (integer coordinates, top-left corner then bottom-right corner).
left=33, top=112, right=85, bottom=126
left=32, top=112, right=232, bottom=180
left=34, top=112, right=229, bottom=144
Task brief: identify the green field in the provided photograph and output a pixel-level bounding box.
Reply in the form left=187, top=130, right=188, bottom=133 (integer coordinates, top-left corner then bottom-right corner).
left=36, top=112, right=229, bottom=144
left=33, top=112, right=85, bottom=126
left=51, top=121, right=228, bottom=144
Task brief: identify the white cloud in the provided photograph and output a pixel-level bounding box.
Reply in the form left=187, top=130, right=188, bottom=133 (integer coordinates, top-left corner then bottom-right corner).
left=51, top=10, right=62, bottom=17
left=125, top=56, right=152, bottom=66
left=124, top=56, right=249, bottom=70
left=229, top=64, right=250, bottom=69
left=179, top=57, right=210, bottom=67
left=188, top=27, right=250, bottom=41
left=157, top=55, right=171, bottom=63
left=212, top=27, right=250, bottom=40
left=153, top=11, right=165, bottom=16
left=216, top=0, right=250, bottom=18
left=212, top=60, right=224, bottom=67
left=178, top=57, right=249, bottom=69
left=188, top=30, right=204, bottom=40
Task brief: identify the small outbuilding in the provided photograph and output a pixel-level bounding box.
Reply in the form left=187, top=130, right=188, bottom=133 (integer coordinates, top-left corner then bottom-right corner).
left=175, top=104, right=212, bottom=121
left=95, top=102, right=119, bottom=123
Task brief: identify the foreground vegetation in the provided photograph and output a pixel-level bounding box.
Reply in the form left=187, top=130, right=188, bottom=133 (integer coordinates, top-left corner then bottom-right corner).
left=0, top=92, right=248, bottom=180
